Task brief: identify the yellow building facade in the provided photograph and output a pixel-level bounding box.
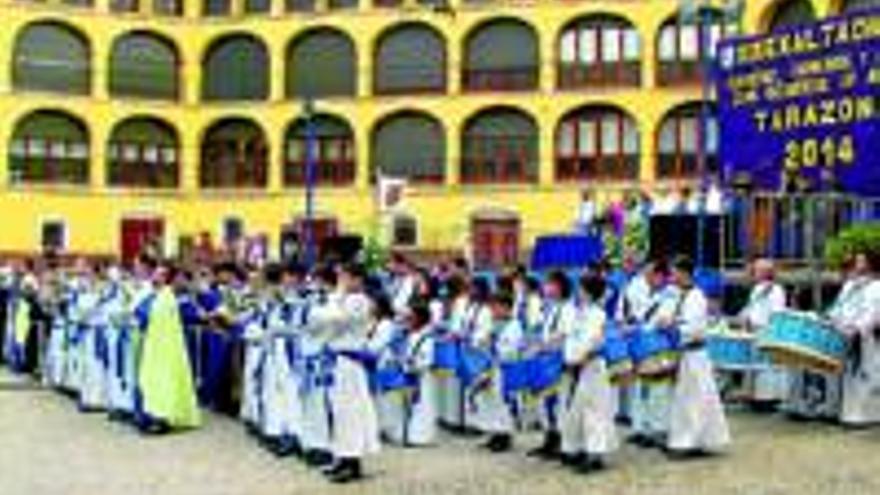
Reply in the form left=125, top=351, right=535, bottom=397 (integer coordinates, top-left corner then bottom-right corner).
left=0, top=0, right=858, bottom=262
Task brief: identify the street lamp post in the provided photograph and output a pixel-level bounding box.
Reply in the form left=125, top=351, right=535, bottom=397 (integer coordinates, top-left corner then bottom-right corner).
left=303, top=97, right=317, bottom=268
left=681, top=0, right=743, bottom=269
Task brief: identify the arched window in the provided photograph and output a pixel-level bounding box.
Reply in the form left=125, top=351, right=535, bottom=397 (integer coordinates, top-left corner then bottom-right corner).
left=656, top=102, right=718, bottom=179
left=558, top=15, right=641, bottom=89
left=284, top=114, right=355, bottom=187
left=461, top=108, right=538, bottom=184
left=286, top=0, right=316, bottom=11
left=329, top=0, right=358, bottom=8
left=372, top=112, right=446, bottom=184
left=765, top=0, right=817, bottom=32
left=840, top=0, right=880, bottom=13
left=107, top=117, right=179, bottom=189
left=109, top=32, right=179, bottom=100
left=204, top=0, right=231, bottom=15
left=8, top=110, right=89, bottom=186
left=656, top=8, right=737, bottom=86
left=13, top=22, right=91, bottom=95
left=202, top=35, right=269, bottom=101
left=245, top=0, right=271, bottom=13
left=374, top=23, right=446, bottom=95
left=556, top=106, right=639, bottom=182
left=286, top=29, right=357, bottom=99
left=463, top=19, right=539, bottom=92
left=111, top=0, right=139, bottom=12
left=154, top=0, right=183, bottom=15
left=200, top=119, right=268, bottom=189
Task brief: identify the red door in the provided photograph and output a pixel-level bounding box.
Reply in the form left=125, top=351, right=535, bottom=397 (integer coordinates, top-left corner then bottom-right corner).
left=120, top=218, right=165, bottom=263
left=472, top=216, right=520, bottom=270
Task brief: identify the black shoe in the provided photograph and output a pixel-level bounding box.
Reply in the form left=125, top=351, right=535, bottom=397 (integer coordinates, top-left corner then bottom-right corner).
left=527, top=431, right=561, bottom=459
left=627, top=434, right=647, bottom=447
left=576, top=455, right=606, bottom=474
left=305, top=449, right=334, bottom=468
left=483, top=434, right=512, bottom=453
left=274, top=436, right=302, bottom=458
left=326, top=459, right=363, bottom=484
left=561, top=452, right=586, bottom=467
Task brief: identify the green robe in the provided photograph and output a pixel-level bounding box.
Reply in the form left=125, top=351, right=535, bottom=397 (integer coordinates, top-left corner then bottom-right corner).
left=138, top=287, right=201, bottom=429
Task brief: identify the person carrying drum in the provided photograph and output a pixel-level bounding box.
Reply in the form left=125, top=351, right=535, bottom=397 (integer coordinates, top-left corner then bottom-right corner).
left=663, top=256, right=730, bottom=458
left=737, top=258, right=788, bottom=410
left=628, top=259, right=679, bottom=448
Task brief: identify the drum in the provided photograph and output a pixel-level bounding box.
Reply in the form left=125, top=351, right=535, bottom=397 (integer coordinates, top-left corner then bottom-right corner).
left=527, top=349, right=564, bottom=396
left=372, top=364, right=415, bottom=394
left=707, top=332, right=758, bottom=371
left=500, top=359, right=531, bottom=401
left=602, top=325, right=633, bottom=383
left=758, top=310, right=847, bottom=374
left=432, top=338, right=460, bottom=375
left=458, top=345, right=494, bottom=388
left=627, top=327, right=679, bottom=377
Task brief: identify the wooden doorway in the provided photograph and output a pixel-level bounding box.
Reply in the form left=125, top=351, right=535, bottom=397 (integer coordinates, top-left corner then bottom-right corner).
left=280, top=217, right=339, bottom=262
left=120, top=217, right=164, bottom=263
left=471, top=213, right=521, bottom=270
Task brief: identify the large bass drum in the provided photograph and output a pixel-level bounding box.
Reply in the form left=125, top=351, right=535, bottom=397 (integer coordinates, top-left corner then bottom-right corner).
left=757, top=310, right=847, bottom=375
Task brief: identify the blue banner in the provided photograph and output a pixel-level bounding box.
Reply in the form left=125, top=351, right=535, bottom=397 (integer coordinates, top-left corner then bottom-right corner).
left=716, top=8, right=880, bottom=196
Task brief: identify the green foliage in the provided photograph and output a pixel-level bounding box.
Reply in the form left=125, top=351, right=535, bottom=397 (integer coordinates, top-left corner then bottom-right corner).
left=362, top=234, right=388, bottom=272
left=824, top=222, right=880, bottom=268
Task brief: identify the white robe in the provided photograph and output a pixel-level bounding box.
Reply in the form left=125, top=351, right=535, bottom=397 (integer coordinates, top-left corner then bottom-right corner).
left=367, top=318, right=403, bottom=439
left=630, top=286, right=678, bottom=438
left=324, top=291, right=381, bottom=459
left=470, top=319, right=523, bottom=435
left=533, top=300, right=578, bottom=432
left=560, top=304, right=618, bottom=456
left=400, top=326, right=437, bottom=446
left=77, top=287, right=109, bottom=410
left=298, top=293, right=334, bottom=452
left=739, top=281, right=789, bottom=402
left=668, top=287, right=730, bottom=452
left=835, top=278, right=880, bottom=426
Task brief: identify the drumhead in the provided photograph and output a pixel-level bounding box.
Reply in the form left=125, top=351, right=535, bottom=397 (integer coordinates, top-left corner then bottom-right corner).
left=758, top=344, right=844, bottom=375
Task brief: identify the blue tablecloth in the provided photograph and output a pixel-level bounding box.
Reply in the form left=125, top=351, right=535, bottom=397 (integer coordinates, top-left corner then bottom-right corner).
left=530, top=234, right=604, bottom=272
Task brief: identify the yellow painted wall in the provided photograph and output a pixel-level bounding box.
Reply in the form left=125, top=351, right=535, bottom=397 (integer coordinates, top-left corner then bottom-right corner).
left=0, top=0, right=841, bottom=257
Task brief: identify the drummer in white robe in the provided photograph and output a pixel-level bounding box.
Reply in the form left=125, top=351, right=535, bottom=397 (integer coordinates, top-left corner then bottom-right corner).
left=560, top=275, right=618, bottom=473
left=737, top=258, right=788, bottom=407
left=320, top=264, right=381, bottom=483
left=527, top=270, right=578, bottom=460
left=664, top=256, right=730, bottom=457
left=365, top=297, right=403, bottom=441
left=470, top=291, right=523, bottom=452
left=614, top=260, right=652, bottom=431
left=298, top=267, right=337, bottom=468
left=392, top=303, right=438, bottom=447
left=831, top=251, right=880, bottom=427
left=629, top=260, right=679, bottom=447
left=438, top=276, right=469, bottom=428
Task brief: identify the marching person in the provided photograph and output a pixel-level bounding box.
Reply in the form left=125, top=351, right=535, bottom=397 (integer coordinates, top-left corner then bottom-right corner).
left=527, top=270, right=578, bottom=460
left=738, top=258, right=788, bottom=409
left=663, top=256, right=730, bottom=458
left=830, top=251, right=880, bottom=427
left=560, top=274, right=618, bottom=473
left=320, top=263, right=381, bottom=483
left=397, top=303, right=438, bottom=447
left=135, top=262, right=201, bottom=434
left=298, top=265, right=337, bottom=467
left=470, top=291, right=523, bottom=453
left=366, top=296, right=404, bottom=441
left=628, top=259, right=679, bottom=448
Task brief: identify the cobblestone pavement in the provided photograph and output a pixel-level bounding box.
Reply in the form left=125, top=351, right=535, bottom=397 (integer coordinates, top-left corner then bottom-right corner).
left=2, top=369, right=880, bottom=495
